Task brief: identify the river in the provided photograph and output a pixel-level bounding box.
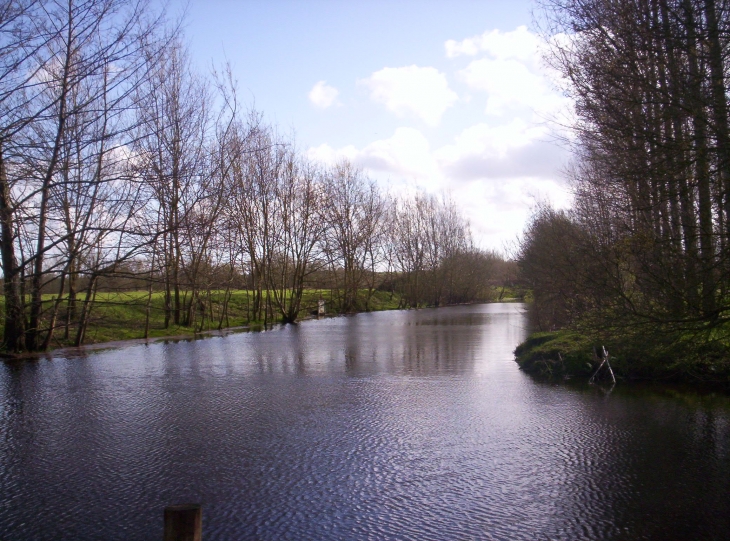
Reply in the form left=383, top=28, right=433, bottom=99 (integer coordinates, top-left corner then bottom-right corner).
left=1, top=303, right=728, bottom=540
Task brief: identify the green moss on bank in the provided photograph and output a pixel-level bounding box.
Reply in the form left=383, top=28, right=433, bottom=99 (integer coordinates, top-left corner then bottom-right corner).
left=514, top=331, right=595, bottom=378
left=515, top=328, right=730, bottom=384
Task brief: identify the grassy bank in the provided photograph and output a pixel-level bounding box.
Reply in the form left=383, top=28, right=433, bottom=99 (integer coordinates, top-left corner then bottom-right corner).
left=0, top=288, right=404, bottom=353
left=73, top=285, right=508, bottom=347
left=515, top=328, right=730, bottom=384
left=0, top=287, right=517, bottom=354
left=78, top=288, right=403, bottom=345
left=492, top=285, right=530, bottom=302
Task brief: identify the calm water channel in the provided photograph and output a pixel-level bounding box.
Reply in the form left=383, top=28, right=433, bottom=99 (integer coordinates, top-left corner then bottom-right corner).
left=1, top=303, right=729, bottom=540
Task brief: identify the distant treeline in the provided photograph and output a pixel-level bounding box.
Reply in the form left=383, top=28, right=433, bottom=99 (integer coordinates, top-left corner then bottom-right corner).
left=0, top=0, right=510, bottom=353
left=517, top=0, right=730, bottom=378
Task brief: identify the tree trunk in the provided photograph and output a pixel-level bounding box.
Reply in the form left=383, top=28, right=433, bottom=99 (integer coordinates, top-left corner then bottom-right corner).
left=0, top=145, right=25, bottom=352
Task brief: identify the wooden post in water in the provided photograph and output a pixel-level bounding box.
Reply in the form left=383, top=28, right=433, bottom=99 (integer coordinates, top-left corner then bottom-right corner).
left=164, top=504, right=202, bottom=541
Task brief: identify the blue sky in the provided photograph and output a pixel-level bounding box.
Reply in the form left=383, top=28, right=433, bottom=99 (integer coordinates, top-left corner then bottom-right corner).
left=173, top=0, right=572, bottom=251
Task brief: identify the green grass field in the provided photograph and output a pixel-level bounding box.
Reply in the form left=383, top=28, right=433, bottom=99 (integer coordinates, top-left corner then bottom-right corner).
left=0, top=288, right=405, bottom=350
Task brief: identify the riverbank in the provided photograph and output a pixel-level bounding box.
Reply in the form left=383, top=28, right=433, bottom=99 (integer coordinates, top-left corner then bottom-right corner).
left=514, top=329, right=730, bottom=385
left=1, top=289, right=517, bottom=358
left=1, top=324, right=259, bottom=361
left=0, top=288, right=403, bottom=359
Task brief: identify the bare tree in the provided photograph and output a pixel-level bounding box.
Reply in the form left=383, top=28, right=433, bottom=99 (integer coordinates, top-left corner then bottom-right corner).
left=0, top=0, right=162, bottom=351
left=322, top=161, right=385, bottom=312
left=133, top=35, right=210, bottom=328
left=267, top=155, right=327, bottom=323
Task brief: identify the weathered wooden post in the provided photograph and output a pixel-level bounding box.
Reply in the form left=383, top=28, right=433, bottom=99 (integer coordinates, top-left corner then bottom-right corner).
left=164, top=504, right=202, bottom=541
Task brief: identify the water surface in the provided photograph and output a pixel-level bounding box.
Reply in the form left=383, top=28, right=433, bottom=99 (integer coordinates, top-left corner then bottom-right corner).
left=1, top=303, right=729, bottom=540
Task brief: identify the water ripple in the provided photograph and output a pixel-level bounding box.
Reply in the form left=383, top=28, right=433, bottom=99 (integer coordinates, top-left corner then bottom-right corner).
left=0, top=304, right=728, bottom=540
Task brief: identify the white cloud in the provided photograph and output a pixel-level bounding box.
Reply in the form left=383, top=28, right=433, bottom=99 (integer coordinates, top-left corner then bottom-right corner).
left=307, top=142, right=358, bottom=164
left=360, top=65, right=458, bottom=126
left=438, top=120, right=543, bottom=160
left=445, top=26, right=540, bottom=63
left=460, top=58, right=562, bottom=116
left=436, top=120, right=567, bottom=181
left=308, top=128, right=442, bottom=190
left=446, top=26, right=570, bottom=119
left=453, top=177, right=571, bottom=249
left=308, top=80, right=340, bottom=109
left=358, top=128, right=440, bottom=185
left=434, top=119, right=571, bottom=246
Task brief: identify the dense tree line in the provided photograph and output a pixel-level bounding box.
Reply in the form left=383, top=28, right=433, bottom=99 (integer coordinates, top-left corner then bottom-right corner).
left=0, top=0, right=498, bottom=353
left=520, top=0, right=730, bottom=370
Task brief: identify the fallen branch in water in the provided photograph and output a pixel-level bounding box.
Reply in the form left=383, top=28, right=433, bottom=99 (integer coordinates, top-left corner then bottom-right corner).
left=589, top=346, right=616, bottom=384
